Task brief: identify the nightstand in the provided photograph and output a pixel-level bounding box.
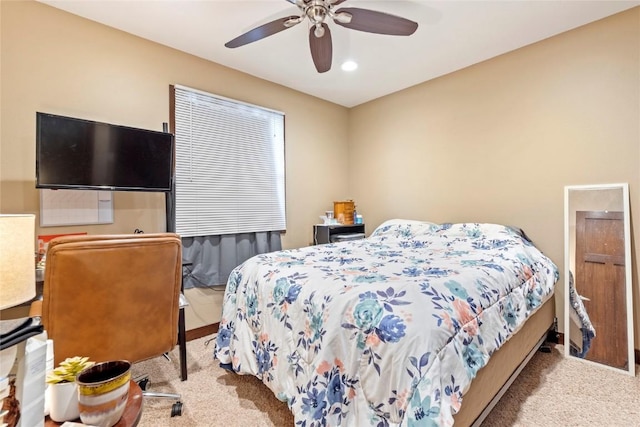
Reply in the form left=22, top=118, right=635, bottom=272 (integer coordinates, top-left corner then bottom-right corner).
left=313, top=224, right=365, bottom=245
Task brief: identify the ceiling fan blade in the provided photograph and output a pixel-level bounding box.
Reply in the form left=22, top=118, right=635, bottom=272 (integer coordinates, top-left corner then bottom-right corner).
left=334, top=7, right=418, bottom=36
left=225, top=16, right=300, bottom=48
left=309, top=23, right=332, bottom=73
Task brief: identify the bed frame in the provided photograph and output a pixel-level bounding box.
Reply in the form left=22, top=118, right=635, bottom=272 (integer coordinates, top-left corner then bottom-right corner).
left=453, top=296, right=556, bottom=426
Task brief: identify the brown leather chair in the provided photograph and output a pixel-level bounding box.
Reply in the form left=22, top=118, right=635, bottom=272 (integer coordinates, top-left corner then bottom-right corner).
left=32, top=233, right=184, bottom=415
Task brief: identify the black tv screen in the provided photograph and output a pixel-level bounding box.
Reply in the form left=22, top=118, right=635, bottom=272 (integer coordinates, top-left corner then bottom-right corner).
left=36, top=112, right=174, bottom=192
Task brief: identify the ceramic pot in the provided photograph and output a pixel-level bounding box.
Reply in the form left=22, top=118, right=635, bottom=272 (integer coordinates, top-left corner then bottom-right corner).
left=49, top=381, right=80, bottom=422
left=77, top=360, right=131, bottom=427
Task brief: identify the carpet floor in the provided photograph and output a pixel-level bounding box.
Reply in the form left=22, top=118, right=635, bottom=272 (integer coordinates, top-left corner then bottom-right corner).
left=133, top=336, right=640, bottom=426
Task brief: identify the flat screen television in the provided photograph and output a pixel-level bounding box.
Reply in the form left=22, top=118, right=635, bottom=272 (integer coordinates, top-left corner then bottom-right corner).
left=36, top=112, right=174, bottom=192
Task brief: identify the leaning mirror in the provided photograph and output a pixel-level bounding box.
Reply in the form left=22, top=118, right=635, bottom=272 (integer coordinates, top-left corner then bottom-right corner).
left=564, top=183, right=634, bottom=375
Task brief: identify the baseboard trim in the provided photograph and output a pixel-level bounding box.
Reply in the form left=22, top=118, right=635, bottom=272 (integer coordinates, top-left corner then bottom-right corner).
left=186, top=323, right=219, bottom=342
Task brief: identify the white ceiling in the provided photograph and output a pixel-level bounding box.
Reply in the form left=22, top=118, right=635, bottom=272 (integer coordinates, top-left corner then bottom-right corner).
left=39, top=0, right=639, bottom=108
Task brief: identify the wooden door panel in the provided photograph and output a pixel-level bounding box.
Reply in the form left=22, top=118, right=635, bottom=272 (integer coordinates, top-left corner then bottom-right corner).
left=575, top=210, right=627, bottom=370
left=581, top=263, right=627, bottom=367
left=582, top=214, right=624, bottom=258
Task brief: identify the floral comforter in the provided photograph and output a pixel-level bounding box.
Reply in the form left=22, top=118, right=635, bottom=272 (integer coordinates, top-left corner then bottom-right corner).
left=215, top=220, right=558, bottom=426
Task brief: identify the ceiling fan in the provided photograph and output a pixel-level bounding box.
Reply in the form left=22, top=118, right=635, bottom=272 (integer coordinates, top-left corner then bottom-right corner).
left=224, top=0, right=419, bottom=73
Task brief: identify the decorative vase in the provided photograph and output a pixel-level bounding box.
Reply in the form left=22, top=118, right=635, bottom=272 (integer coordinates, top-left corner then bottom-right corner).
left=77, top=360, right=131, bottom=427
left=49, top=381, right=80, bottom=422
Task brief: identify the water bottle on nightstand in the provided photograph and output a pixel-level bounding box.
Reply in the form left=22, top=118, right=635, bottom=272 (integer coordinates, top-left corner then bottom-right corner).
left=354, top=206, right=363, bottom=225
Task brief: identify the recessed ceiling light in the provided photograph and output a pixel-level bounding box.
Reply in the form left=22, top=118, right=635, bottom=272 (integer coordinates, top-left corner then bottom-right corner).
left=341, top=60, right=358, bottom=72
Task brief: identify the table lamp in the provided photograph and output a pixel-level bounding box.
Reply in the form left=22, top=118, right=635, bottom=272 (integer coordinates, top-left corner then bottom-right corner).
left=0, top=214, right=36, bottom=378
left=0, top=214, right=36, bottom=310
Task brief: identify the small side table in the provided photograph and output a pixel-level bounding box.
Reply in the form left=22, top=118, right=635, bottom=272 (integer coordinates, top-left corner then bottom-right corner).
left=45, top=380, right=143, bottom=427
left=313, top=224, right=365, bottom=245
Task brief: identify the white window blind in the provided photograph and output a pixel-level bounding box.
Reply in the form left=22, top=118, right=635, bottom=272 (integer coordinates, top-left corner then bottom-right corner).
left=172, top=85, right=286, bottom=237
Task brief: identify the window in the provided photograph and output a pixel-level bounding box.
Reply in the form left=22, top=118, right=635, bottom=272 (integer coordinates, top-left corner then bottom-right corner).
left=171, top=85, right=286, bottom=237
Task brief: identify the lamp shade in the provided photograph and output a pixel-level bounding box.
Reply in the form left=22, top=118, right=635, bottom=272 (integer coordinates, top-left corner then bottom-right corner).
left=0, top=214, right=36, bottom=310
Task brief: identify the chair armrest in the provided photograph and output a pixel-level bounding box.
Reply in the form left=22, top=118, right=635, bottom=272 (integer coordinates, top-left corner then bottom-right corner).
left=29, top=300, right=43, bottom=318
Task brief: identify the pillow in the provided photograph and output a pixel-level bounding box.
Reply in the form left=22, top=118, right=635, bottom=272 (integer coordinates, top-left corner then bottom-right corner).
left=506, top=225, right=534, bottom=244
left=370, top=219, right=438, bottom=240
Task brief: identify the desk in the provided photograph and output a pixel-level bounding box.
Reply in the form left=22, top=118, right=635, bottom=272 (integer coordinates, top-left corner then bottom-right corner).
left=45, top=380, right=143, bottom=427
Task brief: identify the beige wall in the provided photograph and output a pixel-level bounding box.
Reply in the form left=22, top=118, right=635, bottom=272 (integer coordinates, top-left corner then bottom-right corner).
left=348, top=9, right=640, bottom=344
left=0, top=0, right=350, bottom=251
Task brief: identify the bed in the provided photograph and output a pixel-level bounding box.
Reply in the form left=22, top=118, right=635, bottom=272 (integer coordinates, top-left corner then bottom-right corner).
left=214, top=220, right=559, bottom=426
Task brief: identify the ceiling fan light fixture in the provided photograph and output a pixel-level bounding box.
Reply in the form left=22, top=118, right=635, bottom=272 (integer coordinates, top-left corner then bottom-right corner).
left=314, top=24, right=325, bottom=38
left=284, top=16, right=303, bottom=27
left=307, top=5, right=327, bottom=25
left=333, top=12, right=352, bottom=24
left=341, top=60, right=358, bottom=72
